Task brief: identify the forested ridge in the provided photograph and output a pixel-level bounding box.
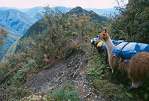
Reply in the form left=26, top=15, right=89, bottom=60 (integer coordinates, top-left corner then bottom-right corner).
left=0, top=1, right=149, bottom=100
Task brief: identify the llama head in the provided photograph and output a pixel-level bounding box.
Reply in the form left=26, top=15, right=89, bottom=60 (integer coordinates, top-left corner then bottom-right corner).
left=100, top=29, right=110, bottom=41
left=84, top=35, right=88, bottom=39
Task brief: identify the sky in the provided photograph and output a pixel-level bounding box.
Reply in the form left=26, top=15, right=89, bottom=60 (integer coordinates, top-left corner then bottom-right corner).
left=0, top=0, right=128, bottom=9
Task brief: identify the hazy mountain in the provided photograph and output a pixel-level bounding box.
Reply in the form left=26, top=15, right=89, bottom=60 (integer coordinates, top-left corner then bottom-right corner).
left=19, top=6, right=72, bottom=19
left=0, top=7, right=10, bottom=10
left=0, top=6, right=118, bottom=18
left=7, top=6, right=108, bottom=57
left=0, top=9, right=37, bottom=59
left=23, top=6, right=108, bottom=40
left=53, top=6, right=72, bottom=13
left=22, top=6, right=118, bottom=18
left=0, top=6, right=116, bottom=59
left=20, top=6, right=44, bottom=19
left=0, top=9, right=37, bottom=35
left=86, top=8, right=119, bottom=16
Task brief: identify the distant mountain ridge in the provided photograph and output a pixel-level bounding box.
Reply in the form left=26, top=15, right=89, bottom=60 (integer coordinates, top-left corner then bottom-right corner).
left=22, top=6, right=108, bottom=41
left=0, top=6, right=116, bottom=59
left=20, top=6, right=118, bottom=19
left=0, top=9, right=37, bottom=59
left=19, top=6, right=72, bottom=19
left=0, top=9, right=37, bottom=35
left=86, top=8, right=119, bottom=16
left=7, top=6, right=108, bottom=56
left=0, top=6, right=118, bottom=18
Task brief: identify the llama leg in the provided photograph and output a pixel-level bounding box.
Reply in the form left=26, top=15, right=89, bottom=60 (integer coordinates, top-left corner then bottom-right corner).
left=104, top=48, right=108, bottom=64
left=111, top=68, right=118, bottom=77
left=131, top=81, right=143, bottom=88
left=109, top=53, right=118, bottom=75
left=112, top=69, right=114, bottom=74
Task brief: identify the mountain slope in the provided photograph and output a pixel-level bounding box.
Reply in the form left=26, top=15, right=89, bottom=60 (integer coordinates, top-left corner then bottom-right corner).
left=0, top=9, right=37, bottom=59
left=0, top=9, right=37, bottom=35
left=7, top=6, right=107, bottom=56
left=19, top=6, right=72, bottom=19
left=66, top=6, right=107, bottom=23
left=23, top=6, right=44, bottom=19
left=20, top=19, right=46, bottom=40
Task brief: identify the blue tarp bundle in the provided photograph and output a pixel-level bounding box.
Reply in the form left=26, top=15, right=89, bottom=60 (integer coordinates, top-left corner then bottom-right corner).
left=91, top=38, right=101, bottom=47
left=91, top=38, right=101, bottom=42
left=90, top=37, right=149, bottom=60
left=112, top=42, right=149, bottom=59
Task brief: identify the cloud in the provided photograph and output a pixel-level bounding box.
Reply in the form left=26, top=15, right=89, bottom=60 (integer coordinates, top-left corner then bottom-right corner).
left=0, top=0, right=128, bottom=9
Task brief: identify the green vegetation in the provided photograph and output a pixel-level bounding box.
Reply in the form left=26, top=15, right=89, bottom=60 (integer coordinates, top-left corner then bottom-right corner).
left=0, top=6, right=103, bottom=100
left=108, top=0, right=149, bottom=43
left=0, top=28, right=8, bottom=46
left=0, top=28, right=8, bottom=56
left=85, top=51, right=149, bottom=100
left=1, top=1, right=149, bottom=100
left=20, top=83, right=80, bottom=101
left=51, top=84, right=80, bottom=101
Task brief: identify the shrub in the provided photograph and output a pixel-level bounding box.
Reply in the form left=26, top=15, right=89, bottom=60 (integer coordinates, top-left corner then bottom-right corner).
left=51, top=84, right=80, bottom=101
left=71, top=32, right=79, bottom=37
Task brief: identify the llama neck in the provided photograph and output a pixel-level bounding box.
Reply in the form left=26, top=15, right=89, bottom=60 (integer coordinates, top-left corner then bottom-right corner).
left=104, top=38, right=115, bottom=58
left=86, top=37, right=91, bottom=44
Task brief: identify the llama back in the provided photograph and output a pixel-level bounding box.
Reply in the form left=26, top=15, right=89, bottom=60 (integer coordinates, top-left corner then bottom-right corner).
left=112, top=42, right=149, bottom=60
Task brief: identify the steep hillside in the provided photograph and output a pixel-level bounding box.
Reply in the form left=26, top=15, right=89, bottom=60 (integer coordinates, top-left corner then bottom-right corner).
left=20, top=19, right=46, bottom=39
left=0, top=9, right=37, bottom=59
left=7, top=6, right=107, bottom=56
left=66, top=6, right=107, bottom=23
left=0, top=9, right=37, bottom=35
left=1, top=6, right=149, bottom=101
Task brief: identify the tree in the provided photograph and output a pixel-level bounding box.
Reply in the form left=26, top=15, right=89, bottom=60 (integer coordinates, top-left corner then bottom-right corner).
left=0, top=28, right=8, bottom=56
left=0, top=28, right=8, bottom=46
left=109, top=0, right=149, bottom=43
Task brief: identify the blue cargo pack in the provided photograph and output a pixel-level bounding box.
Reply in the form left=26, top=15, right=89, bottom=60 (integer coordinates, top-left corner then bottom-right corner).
left=112, top=42, right=149, bottom=59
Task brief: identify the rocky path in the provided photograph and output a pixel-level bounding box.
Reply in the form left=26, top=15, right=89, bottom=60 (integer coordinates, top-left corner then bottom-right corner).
left=25, top=49, right=104, bottom=100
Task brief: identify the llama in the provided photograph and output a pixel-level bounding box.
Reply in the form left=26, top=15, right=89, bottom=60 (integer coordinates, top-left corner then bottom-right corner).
left=99, top=30, right=116, bottom=73
left=84, top=35, right=93, bottom=47
left=100, top=29, right=149, bottom=88
left=84, top=35, right=108, bottom=63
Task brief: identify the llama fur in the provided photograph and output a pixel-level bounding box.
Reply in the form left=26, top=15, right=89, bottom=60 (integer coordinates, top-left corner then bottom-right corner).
left=100, top=30, right=149, bottom=88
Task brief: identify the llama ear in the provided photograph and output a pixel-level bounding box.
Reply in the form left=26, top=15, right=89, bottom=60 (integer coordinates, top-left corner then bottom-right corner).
left=100, top=29, right=102, bottom=32
left=105, top=29, right=107, bottom=33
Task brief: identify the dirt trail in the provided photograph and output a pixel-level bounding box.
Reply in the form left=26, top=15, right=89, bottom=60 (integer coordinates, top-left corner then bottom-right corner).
left=25, top=49, right=104, bottom=100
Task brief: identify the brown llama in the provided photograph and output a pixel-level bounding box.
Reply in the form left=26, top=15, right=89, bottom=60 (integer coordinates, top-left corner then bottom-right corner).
left=84, top=35, right=93, bottom=47
left=100, top=29, right=149, bottom=88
